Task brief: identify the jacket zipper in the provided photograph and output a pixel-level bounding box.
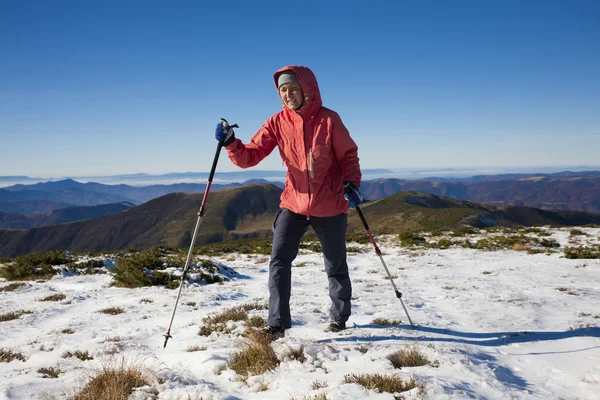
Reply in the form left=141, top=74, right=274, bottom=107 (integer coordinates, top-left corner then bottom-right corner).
left=309, top=149, right=315, bottom=179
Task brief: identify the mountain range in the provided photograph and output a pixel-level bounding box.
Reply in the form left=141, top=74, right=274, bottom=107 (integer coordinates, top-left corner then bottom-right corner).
left=2, top=184, right=600, bottom=258
left=0, top=202, right=134, bottom=230
left=2, top=171, right=599, bottom=218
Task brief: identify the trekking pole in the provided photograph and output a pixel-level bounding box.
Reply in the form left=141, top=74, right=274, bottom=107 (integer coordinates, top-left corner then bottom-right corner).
left=163, top=119, right=238, bottom=348
left=354, top=205, right=415, bottom=328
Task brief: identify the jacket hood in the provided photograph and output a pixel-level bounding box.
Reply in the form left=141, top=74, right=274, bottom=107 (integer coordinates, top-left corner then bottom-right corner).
left=274, top=65, right=322, bottom=117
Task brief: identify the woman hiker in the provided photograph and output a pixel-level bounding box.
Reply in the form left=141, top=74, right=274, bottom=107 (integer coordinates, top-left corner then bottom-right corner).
left=215, top=65, right=363, bottom=338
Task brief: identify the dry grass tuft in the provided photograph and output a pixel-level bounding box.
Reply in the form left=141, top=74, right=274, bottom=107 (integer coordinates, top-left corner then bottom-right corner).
left=239, top=301, right=268, bottom=311
left=482, top=271, right=492, bottom=275
left=372, top=318, right=401, bottom=326
left=512, top=243, right=531, bottom=252
left=388, top=345, right=429, bottom=368
left=39, top=293, right=67, bottom=302
left=248, top=315, right=266, bottom=328
left=38, top=366, right=61, bottom=378
left=0, top=348, right=26, bottom=363
left=282, top=345, right=306, bottom=362
left=291, top=394, right=328, bottom=400
left=98, top=307, right=126, bottom=315
left=63, top=350, right=94, bottom=361
left=140, top=298, right=153, bottom=304
left=61, top=328, right=75, bottom=334
left=199, top=306, right=249, bottom=336
left=356, top=345, right=369, bottom=354
left=0, top=310, right=33, bottom=322
left=0, top=282, right=26, bottom=292
left=344, top=373, right=417, bottom=393
left=311, top=380, right=328, bottom=390
left=73, top=359, right=149, bottom=400
left=186, top=345, right=207, bottom=352
left=227, top=330, right=280, bottom=377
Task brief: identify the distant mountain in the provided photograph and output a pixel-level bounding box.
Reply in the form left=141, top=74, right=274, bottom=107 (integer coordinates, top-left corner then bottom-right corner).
left=360, top=175, right=600, bottom=213
left=0, top=202, right=134, bottom=230
left=347, top=191, right=600, bottom=235
left=0, top=184, right=282, bottom=257
left=0, top=187, right=133, bottom=210
left=2, top=179, right=286, bottom=207
left=1, top=184, right=600, bottom=258
left=423, top=170, right=600, bottom=183
left=0, top=199, right=76, bottom=215
left=0, top=176, right=40, bottom=183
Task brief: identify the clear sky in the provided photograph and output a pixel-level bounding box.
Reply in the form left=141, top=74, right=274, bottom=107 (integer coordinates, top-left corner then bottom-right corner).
left=1, top=0, right=599, bottom=178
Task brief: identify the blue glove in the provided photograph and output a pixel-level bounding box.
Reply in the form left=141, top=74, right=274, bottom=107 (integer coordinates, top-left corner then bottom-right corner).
left=344, top=181, right=362, bottom=208
left=215, top=118, right=237, bottom=147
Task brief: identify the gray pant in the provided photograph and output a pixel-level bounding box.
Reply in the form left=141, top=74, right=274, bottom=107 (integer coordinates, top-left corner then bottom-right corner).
left=267, top=208, right=352, bottom=328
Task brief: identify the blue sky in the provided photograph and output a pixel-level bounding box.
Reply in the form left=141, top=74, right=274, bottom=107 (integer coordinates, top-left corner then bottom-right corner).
left=1, top=0, right=599, bottom=178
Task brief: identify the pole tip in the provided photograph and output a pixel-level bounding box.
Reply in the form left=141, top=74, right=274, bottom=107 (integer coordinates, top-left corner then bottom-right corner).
left=163, top=332, right=172, bottom=348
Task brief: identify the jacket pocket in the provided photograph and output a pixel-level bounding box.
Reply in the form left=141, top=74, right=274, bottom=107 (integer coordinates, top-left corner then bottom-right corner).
left=310, top=145, right=332, bottom=179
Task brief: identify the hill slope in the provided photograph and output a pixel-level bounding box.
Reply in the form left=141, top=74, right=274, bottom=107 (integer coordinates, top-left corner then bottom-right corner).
left=0, top=184, right=282, bottom=257
left=0, top=202, right=134, bottom=230
left=360, top=176, right=600, bottom=213
left=2, top=186, right=600, bottom=257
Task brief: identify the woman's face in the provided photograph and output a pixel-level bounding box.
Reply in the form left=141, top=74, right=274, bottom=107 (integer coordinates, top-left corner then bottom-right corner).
left=278, top=83, right=304, bottom=110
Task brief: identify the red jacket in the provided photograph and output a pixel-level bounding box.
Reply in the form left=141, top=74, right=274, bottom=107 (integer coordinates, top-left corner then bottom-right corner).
left=225, top=65, right=362, bottom=217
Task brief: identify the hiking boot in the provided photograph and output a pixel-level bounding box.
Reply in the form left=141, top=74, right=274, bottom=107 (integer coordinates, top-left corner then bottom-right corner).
left=261, top=325, right=285, bottom=340
left=325, top=321, right=346, bottom=332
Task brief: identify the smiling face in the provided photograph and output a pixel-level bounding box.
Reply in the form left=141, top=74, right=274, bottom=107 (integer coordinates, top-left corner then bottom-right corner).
left=278, top=82, right=304, bottom=110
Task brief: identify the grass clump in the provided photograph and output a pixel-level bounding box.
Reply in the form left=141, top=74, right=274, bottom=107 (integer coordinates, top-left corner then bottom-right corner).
left=388, top=345, right=429, bottom=368
left=195, top=238, right=273, bottom=256
left=112, top=250, right=163, bottom=288
left=539, top=238, right=560, bottom=248
left=398, top=232, right=426, bottom=247
left=113, top=249, right=226, bottom=288
left=73, top=359, right=149, bottom=400
left=0, top=310, right=33, bottom=322
left=465, top=235, right=539, bottom=251
left=248, top=315, right=266, bottom=328
left=521, top=227, right=542, bottom=234
left=66, top=259, right=106, bottom=275
left=564, top=245, right=600, bottom=259
left=569, top=229, right=586, bottom=236
left=63, top=350, right=94, bottom=361
left=0, top=250, right=71, bottom=280
left=282, top=345, right=306, bottom=362
left=300, top=241, right=322, bottom=252
left=0, top=282, right=26, bottom=292
left=186, top=345, right=207, bottom=352
left=61, top=328, right=75, bottom=334
left=346, top=233, right=370, bottom=244
left=0, top=348, right=26, bottom=362
left=98, top=307, right=126, bottom=315
left=424, top=238, right=453, bottom=249
left=39, top=293, right=67, bottom=302
left=372, top=318, right=401, bottom=326
left=199, top=306, right=249, bottom=336
left=227, top=330, right=279, bottom=377
left=344, top=373, right=417, bottom=393
left=311, top=380, right=329, bottom=390
left=38, top=366, right=61, bottom=378
left=451, top=226, right=478, bottom=237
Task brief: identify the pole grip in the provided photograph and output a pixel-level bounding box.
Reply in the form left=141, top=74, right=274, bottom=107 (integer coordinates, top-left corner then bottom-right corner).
left=355, top=205, right=369, bottom=230
left=208, top=142, right=224, bottom=183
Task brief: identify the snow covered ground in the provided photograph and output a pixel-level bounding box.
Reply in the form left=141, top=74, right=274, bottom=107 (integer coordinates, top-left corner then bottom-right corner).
left=1, top=227, right=599, bottom=399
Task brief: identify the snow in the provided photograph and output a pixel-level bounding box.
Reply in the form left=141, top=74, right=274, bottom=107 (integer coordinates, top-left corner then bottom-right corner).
left=1, top=227, right=599, bottom=399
